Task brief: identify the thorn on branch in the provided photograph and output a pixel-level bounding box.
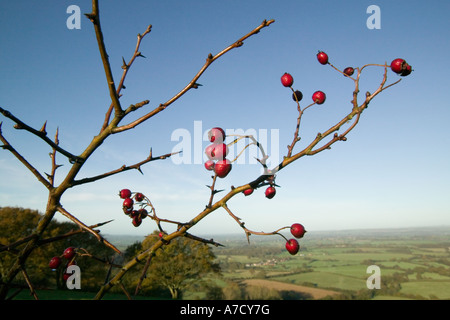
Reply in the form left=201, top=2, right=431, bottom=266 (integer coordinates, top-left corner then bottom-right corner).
left=121, top=57, right=128, bottom=70
left=40, top=121, right=47, bottom=135
left=84, top=13, right=96, bottom=23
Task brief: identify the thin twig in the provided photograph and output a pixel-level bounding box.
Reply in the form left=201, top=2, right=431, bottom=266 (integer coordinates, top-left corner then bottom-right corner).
left=70, top=149, right=181, bottom=186
left=111, top=19, right=275, bottom=134
left=0, top=107, right=82, bottom=163
left=56, top=206, right=121, bottom=254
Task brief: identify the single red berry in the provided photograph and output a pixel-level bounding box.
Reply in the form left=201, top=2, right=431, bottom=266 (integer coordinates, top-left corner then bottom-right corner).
left=312, top=91, right=326, bottom=104
left=214, top=159, right=232, bottom=178
left=290, top=223, right=307, bottom=239
left=285, top=239, right=300, bottom=255
left=204, top=144, right=215, bottom=160
left=130, top=210, right=139, bottom=218
left=281, top=73, right=294, bottom=87
left=317, top=51, right=329, bottom=65
left=265, top=186, right=276, bottom=199
left=123, top=198, right=134, bottom=209
left=49, top=256, right=62, bottom=269
left=63, top=272, right=71, bottom=281
left=208, top=127, right=226, bottom=143
left=138, top=208, right=148, bottom=219
left=123, top=206, right=132, bottom=215
left=292, top=90, right=303, bottom=102
left=132, top=215, right=142, bottom=227
left=158, top=232, right=164, bottom=238
left=390, top=58, right=406, bottom=74
left=134, top=193, right=145, bottom=202
left=62, top=247, right=76, bottom=260
left=206, top=143, right=229, bottom=161
left=119, top=189, right=132, bottom=199
left=204, top=159, right=215, bottom=171
left=243, top=188, right=254, bottom=196
left=343, top=67, right=354, bottom=76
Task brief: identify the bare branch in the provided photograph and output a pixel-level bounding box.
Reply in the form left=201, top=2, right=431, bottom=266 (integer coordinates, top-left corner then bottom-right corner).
left=111, top=19, right=275, bottom=134
left=70, top=149, right=181, bottom=186
left=0, top=123, right=52, bottom=189
left=56, top=206, right=121, bottom=254
left=86, top=0, right=123, bottom=118
left=101, top=25, right=153, bottom=132
left=0, top=107, right=82, bottom=163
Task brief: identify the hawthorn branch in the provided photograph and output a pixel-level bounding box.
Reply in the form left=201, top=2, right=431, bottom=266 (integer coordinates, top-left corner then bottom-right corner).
left=0, top=107, right=82, bottom=163
left=111, top=19, right=275, bottom=134
left=222, top=204, right=289, bottom=243
left=86, top=0, right=123, bottom=118
left=0, top=123, right=52, bottom=189
left=101, top=25, right=152, bottom=132
left=70, top=148, right=181, bottom=187
left=56, top=206, right=120, bottom=254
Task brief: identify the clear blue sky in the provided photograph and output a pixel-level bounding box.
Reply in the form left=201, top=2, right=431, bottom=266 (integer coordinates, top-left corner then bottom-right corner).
left=1, top=1, right=449, bottom=237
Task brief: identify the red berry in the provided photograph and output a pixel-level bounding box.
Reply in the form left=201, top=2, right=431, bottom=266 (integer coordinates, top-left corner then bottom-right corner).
left=206, top=143, right=229, bottom=161
left=204, top=159, right=215, bottom=171
left=243, top=188, right=253, bottom=196
left=317, top=51, right=329, bottom=65
left=281, top=73, right=294, bottom=87
left=134, top=193, right=145, bottom=202
left=49, top=256, right=62, bottom=269
left=343, top=67, right=354, bottom=76
left=130, top=210, right=139, bottom=218
left=290, top=223, right=306, bottom=239
left=312, top=91, right=326, bottom=104
left=119, top=189, right=132, bottom=199
left=390, top=58, right=406, bottom=74
left=214, top=159, right=232, bottom=178
left=285, top=239, right=300, bottom=255
left=208, top=127, right=225, bottom=143
left=62, top=247, right=76, bottom=260
left=132, top=215, right=142, bottom=227
left=292, top=90, right=303, bottom=102
left=63, top=272, right=71, bottom=281
left=123, top=198, right=134, bottom=209
left=138, top=208, right=148, bottom=219
left=265, top=186, right=276, bottom=199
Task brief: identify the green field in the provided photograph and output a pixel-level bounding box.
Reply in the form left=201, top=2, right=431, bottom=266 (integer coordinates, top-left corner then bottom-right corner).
left=211, top=226, right=450, bottom=300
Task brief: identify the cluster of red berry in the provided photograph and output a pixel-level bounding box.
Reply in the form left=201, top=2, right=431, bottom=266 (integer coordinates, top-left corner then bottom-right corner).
left=285, top=223, right=307, bottom=255
left=119, top=189, right=149, bottom=227
left=48, top=247, right=77, bottom=280
left=204, top=127, right=232, bottom=178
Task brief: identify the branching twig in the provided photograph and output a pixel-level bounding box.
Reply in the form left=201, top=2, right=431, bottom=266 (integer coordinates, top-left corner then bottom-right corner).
left=0, top=107, right=82, bottom=163
left=222, top=204, right=289, bottom=243
left=101, top=25, right=152, bottom=132
left=70, top=149, right=181, bottom=186
left=86, top=0, right=123, bottom=118
left=0, top=123, right=52, bottom=189
left=56, top=206, right=120, bottom=254
left=111, top=19, right=275, bottom=134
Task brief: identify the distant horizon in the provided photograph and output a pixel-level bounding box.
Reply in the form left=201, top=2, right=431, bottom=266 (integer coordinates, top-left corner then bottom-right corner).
left=103, top=224, right=450, bottom=239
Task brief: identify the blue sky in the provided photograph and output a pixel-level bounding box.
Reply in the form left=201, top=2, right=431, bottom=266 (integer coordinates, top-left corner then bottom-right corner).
left=1, top=1, right=449, bottom=237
